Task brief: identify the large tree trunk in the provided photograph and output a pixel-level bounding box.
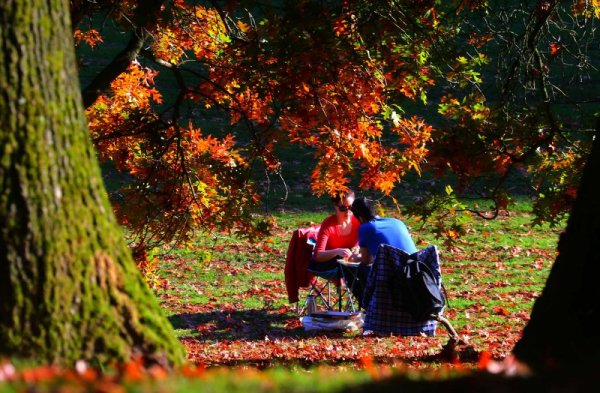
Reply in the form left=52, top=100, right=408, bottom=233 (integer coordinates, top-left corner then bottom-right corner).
left=0, top=1, right=185, bottom=367
left=512, top=124, right=600, bottom=371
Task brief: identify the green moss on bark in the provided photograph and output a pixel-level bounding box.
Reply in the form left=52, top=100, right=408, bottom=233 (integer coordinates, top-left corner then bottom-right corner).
left=0, top=0, right=185, bottom=367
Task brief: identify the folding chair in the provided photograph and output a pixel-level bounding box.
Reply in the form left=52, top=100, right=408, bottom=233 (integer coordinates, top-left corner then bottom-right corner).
left=362, top=244, right=459, bottom=340
left=304, top=266, right=340, bottom=312
left=300, top=254, right=358, bottom=315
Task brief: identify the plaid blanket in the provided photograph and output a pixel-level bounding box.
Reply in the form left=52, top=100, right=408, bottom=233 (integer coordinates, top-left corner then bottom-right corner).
left=362, top=245, right=441, bottom=336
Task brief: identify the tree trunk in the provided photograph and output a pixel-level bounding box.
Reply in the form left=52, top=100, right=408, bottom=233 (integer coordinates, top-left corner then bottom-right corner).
left=0, top=1, right=185, bottom=367
left=512, top=123, right=600, bottom=370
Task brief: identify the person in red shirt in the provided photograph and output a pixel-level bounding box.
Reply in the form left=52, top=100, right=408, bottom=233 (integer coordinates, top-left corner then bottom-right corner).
left=310, top=190, right=360, bottom=272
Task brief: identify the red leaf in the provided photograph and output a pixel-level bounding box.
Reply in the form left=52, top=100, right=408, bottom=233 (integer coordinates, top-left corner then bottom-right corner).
left=493, top=306, right=510, bottom=316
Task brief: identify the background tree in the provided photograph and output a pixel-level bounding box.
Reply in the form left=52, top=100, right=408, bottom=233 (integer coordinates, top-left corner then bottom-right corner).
left=415, top=0, right=598, bottom=233
left=511, top=121, right=600, bottom=372
left=0, top=0, right=185, bottom=367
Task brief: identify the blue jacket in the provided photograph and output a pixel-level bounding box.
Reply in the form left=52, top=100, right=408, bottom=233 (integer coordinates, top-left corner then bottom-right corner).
left=358, top=217, right=417, bottom=258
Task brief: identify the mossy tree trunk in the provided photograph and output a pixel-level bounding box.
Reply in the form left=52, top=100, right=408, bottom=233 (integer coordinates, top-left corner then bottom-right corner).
left=0, top=1, right=185, bottom=367
left=513, top=124, right=600, bottom=371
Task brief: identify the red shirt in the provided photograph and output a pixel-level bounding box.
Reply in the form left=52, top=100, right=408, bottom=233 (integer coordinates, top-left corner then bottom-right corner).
left=313, top=214, right=360, bottom=258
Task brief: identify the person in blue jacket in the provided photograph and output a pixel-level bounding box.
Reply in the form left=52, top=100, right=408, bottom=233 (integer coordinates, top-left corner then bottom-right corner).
left=348, top=197, right=418, bottom=305
left=351, top=197, right=417, bottom=264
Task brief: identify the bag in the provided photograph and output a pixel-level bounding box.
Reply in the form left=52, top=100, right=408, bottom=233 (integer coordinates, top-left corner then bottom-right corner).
left=300, top=313, right=364, bottom=332
left=391, top=257, right=445, bottom=321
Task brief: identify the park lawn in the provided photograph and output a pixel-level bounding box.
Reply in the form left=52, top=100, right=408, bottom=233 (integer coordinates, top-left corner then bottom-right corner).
left=152, top=199, right=560, bottom=370
left=0, top=199, right=562, bottom=392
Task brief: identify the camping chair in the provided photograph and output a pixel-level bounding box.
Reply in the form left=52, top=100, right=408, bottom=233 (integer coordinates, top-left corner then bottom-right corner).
left=362, top=244, right=459, bottom=340
left=302, top=257, right=358, bottom=315
left=284, top=225, right=358, bottom=315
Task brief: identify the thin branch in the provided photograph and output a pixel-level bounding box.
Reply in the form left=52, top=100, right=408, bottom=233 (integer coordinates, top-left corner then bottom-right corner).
left=82, top=0, right=165, bottom=108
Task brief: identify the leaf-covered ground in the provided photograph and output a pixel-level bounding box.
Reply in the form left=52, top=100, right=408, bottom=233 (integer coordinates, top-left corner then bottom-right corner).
left=153, top=205, right=559, bottom=370
left=0, top=205, right=566, bottom=392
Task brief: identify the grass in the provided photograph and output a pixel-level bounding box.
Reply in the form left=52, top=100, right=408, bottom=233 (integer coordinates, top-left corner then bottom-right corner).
left=0, top=196, right=564, bottom=393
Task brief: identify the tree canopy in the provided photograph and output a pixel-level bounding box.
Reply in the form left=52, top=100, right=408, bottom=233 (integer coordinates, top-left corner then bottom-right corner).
left=72, top=0, right=600, bottom=253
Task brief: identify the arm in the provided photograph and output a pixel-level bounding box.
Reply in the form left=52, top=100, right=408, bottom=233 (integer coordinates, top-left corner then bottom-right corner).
left=313, top=218, right=353, bottom=262
left=356, top=223, right=373, bottom=264
left=314, top=248, right=353, bottom=262
left=359, top=247, right=373, bottom=264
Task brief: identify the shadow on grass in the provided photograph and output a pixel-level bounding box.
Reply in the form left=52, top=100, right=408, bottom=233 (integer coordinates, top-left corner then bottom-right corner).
left=170, top=310, right=482, bottom=369
left=169, top=309, right=311, bottom=341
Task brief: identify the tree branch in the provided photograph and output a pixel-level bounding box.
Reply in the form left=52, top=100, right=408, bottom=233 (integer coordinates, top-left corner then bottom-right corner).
left=81, top=0, right=164, bottom=108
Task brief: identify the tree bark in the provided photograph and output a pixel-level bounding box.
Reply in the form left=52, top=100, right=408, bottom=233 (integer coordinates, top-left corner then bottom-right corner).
left=0, top=0, right=185, bottom=367
left=512, top=122, right=600, bottom=370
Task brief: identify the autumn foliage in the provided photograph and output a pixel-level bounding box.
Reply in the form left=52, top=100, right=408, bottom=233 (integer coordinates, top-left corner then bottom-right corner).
left=74, top=0, right=600, bottom=253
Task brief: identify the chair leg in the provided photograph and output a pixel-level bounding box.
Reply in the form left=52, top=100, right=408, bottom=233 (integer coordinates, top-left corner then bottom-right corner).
left=338, top=282, right=342, bottom=311
left=432, top=314, right=465, bottom=343
left=339, top=269, right=359, bottom=313
left=296, top=292, right=309, bottom=315
left=301, top=269, right=361, bottom=314
left=300, top=279, right=336, bottom=314
left=344, top=284, right=357, bottom=312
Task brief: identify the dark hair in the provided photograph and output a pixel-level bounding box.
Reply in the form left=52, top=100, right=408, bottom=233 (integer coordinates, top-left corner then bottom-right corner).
left=330, top=189, right=355, bottom=205
left=351, top=197, right=376, bottom=222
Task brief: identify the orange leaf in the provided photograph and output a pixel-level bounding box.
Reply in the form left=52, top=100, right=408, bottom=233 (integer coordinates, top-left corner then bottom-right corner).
left=478, top=350, right=493, bottom=370
left=493, top=306, right=510, bottom=316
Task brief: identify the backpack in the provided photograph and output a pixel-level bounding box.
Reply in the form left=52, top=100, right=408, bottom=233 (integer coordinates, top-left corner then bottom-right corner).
left=391, top=256, right=446, bottom=321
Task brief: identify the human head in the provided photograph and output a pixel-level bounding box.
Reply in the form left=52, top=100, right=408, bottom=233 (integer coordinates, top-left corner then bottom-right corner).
left=331, top=189, right=355, bottom=213
left=351, top=197, right=376, bottom=223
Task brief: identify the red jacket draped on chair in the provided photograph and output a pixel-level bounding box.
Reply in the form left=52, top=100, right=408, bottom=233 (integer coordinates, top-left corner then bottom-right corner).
left=284, top=225, right=320, bottom=303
